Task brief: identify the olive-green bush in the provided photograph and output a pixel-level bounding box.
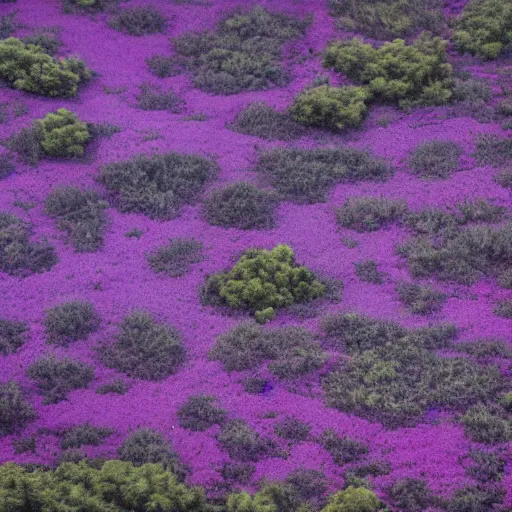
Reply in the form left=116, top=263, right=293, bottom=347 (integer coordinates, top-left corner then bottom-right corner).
left=0, top=381, right=36, bottom=436
left=321, top=486, right=385, bottom=512
left=201, top=244, right=326, bottom=322
left=453, top=0, right=512, bottom=59
left=324, top=33, right=452, bottom=108
left=290, top=85, right=371, bottom=131
left=0, top=38, right=91, bottom=97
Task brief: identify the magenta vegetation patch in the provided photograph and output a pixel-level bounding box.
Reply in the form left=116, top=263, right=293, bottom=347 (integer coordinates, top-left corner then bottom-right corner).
left=0, top=0, right=511, bottom=510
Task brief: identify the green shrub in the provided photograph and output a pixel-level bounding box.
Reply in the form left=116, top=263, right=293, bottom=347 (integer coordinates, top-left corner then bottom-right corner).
left=98, top=152, right=218, bottom=220
left=336, top=196, right=407, bottom=232
left=173, top=7, right=308, bottom=94
left=136, top=83, right=184, bottom=112
left=455, top=339, right=512, bottom=359
left=147, top=238, right=203, bottom=277
left=324, top=33, right=452, bottom=108
left=0, top=154, right=14, bottom=179
left=230, top=102, right=304, bottom=140
left=22, top=28, right=61, bottom=55
left=474, top=133, right=512, bottom=166
left=354, top=260, right=385, bottom=284
left=446, top=484, right=505, bottom=512
left=0, top=213, right=57, bottom=276
left=456, top=198, right=505, bottom=224
left=204, top=182, right=279, bottom=230
left=451, top=77, right=493, bottom=120
left=0, top=382, right=36, bottom=436
left=0, top=12, right=15, bottom=39
left=409, top=140, right=462, bottom=179
left=328, top=0, right=445, bottom=40
left=62, top=0, right=119, bottom=12
left=255, top=147, right=392, bottom=203
left=321, top=486, right=384, bottom=512
left=44, top=300, right=100, bottom=346
left=0, top=38, right=91, bottom=96
left=45, top=187, right=108, bottom=252
left=61, top=423, right=114, bottom=449
left=320, top=429, right=368, bottom=466
left=389, top=478, right=432, bottom=512
left=13, top=436, right=36, bottom=454
left=274, top=416, right=311, bottom=442
left=395, top=282, right=446, bottom=314
left=147, top=54, right=186, bottom=78
left=96, top=379, right=128, bottom=395
left=494, top=299, right=512, bottom=318
left=27, top=355, right=94, bottom=404
left=221, top=461, right=255, bottom=484
left=453, top=0, right=512, bottom=59
left=99, top=311, right=185, bottom=381
left=0, top=318, right=27, bottom=355
left=178, top=395, right=227, bottom=431
left=202, top=245, right=326, bottom=322
left=243, top=377, right=269, bottom=394
left=6, top=123, right=43, bottom=166
left=290, top=85, right=371, bottom=131
left=495, top=167, right=512, bottom=188
left=217, top=419, right=276, bottom=461
left=466, top=449, right=506, bottom=482
left=109, top=6, right=166, bottom=36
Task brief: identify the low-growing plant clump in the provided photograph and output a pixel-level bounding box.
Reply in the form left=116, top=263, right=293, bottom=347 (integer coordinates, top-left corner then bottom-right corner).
left=474, top=133, right=512, bottom=167
left=0, top=318, right=27, bottom=355
left=62, top=0, right=119, bottom=13
left=96, top=379, right=128, bottom=395
left=274, top=416, right=311, bottom=442
left=389, top=478, right=433, bottom=512
left=146, top=54, right=186, bottom=78
left=461, top=404, right=512, bottom=444
left=98, top=152, right=218, bottom=220
left=409, top=140, right=462, bottom=179
left=355, top=260, right=385, bottom=284
left=494, top=299, right=512, bottom=318
left=21, top=28, right=61, bottom=56
left=319, top=429, right=369, bottom=465
left=395, top=281, right=447, bottom=314
left=147, top=238, right=203, bottom=277
left=0, top=154, right=14, bottom=179
left=60, top=423, right=114, bottom=449
left=177, top=395, right=227, bottom=431
left=109, top=6, right=166, bottom=36
left=0, top=382, right=36, bottom=436
left=136, top=83, right=184, bottom=112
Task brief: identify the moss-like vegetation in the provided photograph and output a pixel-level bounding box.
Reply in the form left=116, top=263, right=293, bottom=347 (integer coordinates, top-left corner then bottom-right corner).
left=204, top=182, right=279, bottom=230
left=173, top=7, right=308, bottom=94
left=44, top=301, right=100, bottom=346
left=99, top=152, right=218, bottom=220
left=409, top=140, right=462, bottom=179
left=178, top=395, right=227, bottom=431
left=324, top=33, right=452, bottom=109
left=395, top=282, right=447, bottom=314
left=45, top=187, right=108, bottom=252
left=27, top=355, right=94, bottom=404
left=0, top=319, right=27, bottom=355
left=147, top=238, right=203, bottom=277
left=109, top=6, right=166, bottom=36
left=255, top=147, right=393, bottom=203
left=453, top=0, right=512, bottom=59
left=0, top=213, right=57, bottom=277
left=202, top=245, right=326, bottom=323
left=60, top=423, right=114, bottom=449
left=0, top=38, right=91, bottom=97
left=0, top=382, right=36, bottom=436
left=99, top=311, right=185, bottom=381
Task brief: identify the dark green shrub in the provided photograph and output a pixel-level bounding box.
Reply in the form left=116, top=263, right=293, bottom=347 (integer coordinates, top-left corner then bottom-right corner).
left=355, top=260, right=385, bottom=284
left=494, top=300, right=512, bottom=318
left=495, top=167, right=512, bottom=188
left=173, top=7, right=308, bottom=95
left=61, top=423, right=114, bottom=449
left=409, top=140, right=462, bottom=179
left=321, top=486, right=384, bottom=512
left=96, top=379, right=128, bottom=395
left=324, top=33, right=452, bottom=108
left=455, top=339, right=512, bottom=359
left=0, top=154, right=14, bottom=179
left=147, top=54, right=186, bottom=78
left=466, top=449, right=506, bottom=482
left=202, top=245, right=326, bottom=323
left=221, top=461, right=255, bottom=484
left=474, top=133, right=512, bottom=166
left=0, top=213, right=57, bottom=276
left=451, top=77, right=493, bottom=119
left=27, top=355, right=94, bottom=404
left=217, top=419, right=276, bottom=461
left=328, top=0, right=445, bottom=40
left=6, top=124, right=43, bottom=166
left=0, top=13, right=15, bottom=39
left=109, top=6, right=166, bottom=36
left=0, top=382, right=36, bottom=436
left=243, top=377, right=268, bottom=394
left=290, top=85, right=371, bottom=131
left=453, top=0, right=512, bottom=59
left=45, top=187, right=108, bottom=252
left=0, top=319, right=27, bottom=355
left=204, top=182, right=278, bottom=230
left=274, top=416, right=311, bottom=442
left=389, top=478, right=432, bottom=512
left=136, top=83, right=184, bottom=112
left=348, top=460, right=391, bottom=479
left=456, top=198, right=505, bottom=224
left=395, top=282, right=446, bottom=314
left=498, top=268, right=512, bottom=288
left=22, top=28, right=61, bottom=55
left=0, top=37, right=91, bottom=97
left=230, top=102, right=304, bottom=140
left=99, top=311, right=185, bottom=381
left=336, top=197, right=407, bottom=232
left=320, top=429, right=368, bottom=466
left=462, top=404, right=511, bottom=444
left=13, top=436, right=36, bottom=454
left=447, top=485, right=505, bottom=512
left=44, top=300, right=100, bottom=346
left=147, top=238, right=203, bottom=277
left=98, top=152, right=218, bottom=220
left=62, top=0, right=119, bottom=13
left=255, top=147, right=392, bottom=203
left=210, top=322, right=327, bottom=379
left=177, top=395, right=227, bottom=431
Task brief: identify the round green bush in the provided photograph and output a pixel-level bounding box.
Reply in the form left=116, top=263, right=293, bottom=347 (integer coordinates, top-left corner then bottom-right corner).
left=321, top=486, right=384, bottom=512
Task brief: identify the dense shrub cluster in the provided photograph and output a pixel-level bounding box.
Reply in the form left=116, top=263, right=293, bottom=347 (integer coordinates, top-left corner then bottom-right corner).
left=0, top=154, right=14, bottom=179
left=324, top=33, right=453, bottom=108
left=147, top=238, right=203, bottom=277
left=328, top=0, right=445, bottom=40
left=27, top=355, right=94, bottom=404
left=45, top=187, right=108, bottom=252
left=395, top=281, right=447, bottom=314
left=409, top=140, right=462, bottom=179
left=177, top=395, right=227, bottom=431
left=99, top=152, right=218, bottom=220
left=62, top=0, right=119, bottom=13
left=453, top=0, right=512, bottom=59
left=354, top=260, right=385, bottom=284
left=60, top=423, right=114, bottom=449
left=255, top=147, right=393, bottom=203
left=495, top=167, right=512, bottom=188
left=320, top=429, right=369, bottom=465
left=461, top=404, right=512, bottom=443
left=202, top=245, right=326, bottom=323
left=0, top=38, right=91, bottom=97
left=204, top=182, right=279, bottom=230
left=389, top=478, right=432, bottom=512
left=0, top=213, right=57, bottom=276
left=466, top=449, right=507, bottom=482
left=0, top=318, right=27, bottom=355
left=494, top=299, right=512, bottom=318
left=0, top=382, right=36, bottom=436
left=136, top=83, right=184, bottom=112
left=221, top=461, right=256, bottom=484
left=336, top=197, right=407, bottom=232
left=0, top=13, right=16, bottom=39
left=274, top=416, right=311, bottom=442
left=44, top=300, right=100, bottom=346
left=21, top=28, right=61, bottom=56
left=173, top=7, right=308, bottom=94
left=96, top=379, right=128, bottom=395
left=147, top=54, right=186, bottom=78
left=109, top=6, right=166, bottom=36
left=474, top=133, right=512, bottom=167
left=230, top=102, right=304, bottom=140
left=99, top=311, right=185, bottom=380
